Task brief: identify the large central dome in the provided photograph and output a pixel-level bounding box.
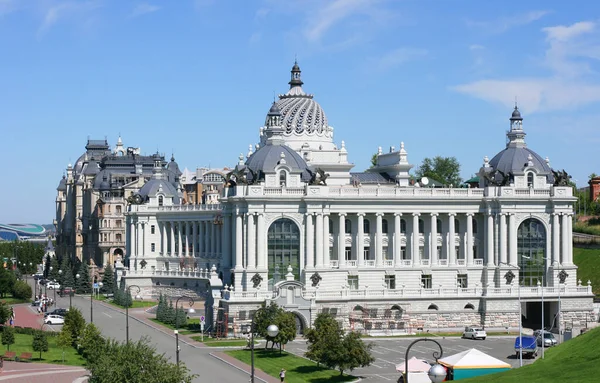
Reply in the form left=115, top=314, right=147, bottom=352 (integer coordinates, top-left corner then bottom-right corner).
left=273, top=62, right=330, bottom=136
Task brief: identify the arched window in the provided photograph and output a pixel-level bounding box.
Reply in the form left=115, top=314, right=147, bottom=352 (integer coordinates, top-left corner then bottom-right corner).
left=464, top=303, right=475, bottom=310
left=455, top=218, right=460, bottom=234
left=418, top=219, right=425, bottom=234
left=116, top=205, right=122, bottom=214
left=518, top=218, right=546, bottom=286
left=527, top=172, right=534, bottom=188
left=382, top=219, right=388, bottom=234
left=279, top=171, right=287, bottom=186
left=268, top=218, right=300, bottom=281
left=400, top=219, right=406, bottom=234
left=345, top=219, right=352, bottom=234
left=363, top=219, right=370, bottom=234
left=437, top=219, right=442, bottom=234
left=158, top=196, right=163, bottom=206
left=427, top=304, right=439, bottom=311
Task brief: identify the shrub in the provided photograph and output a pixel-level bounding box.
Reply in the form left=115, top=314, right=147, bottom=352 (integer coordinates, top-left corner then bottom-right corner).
left=12, top=280, right=32, bottom=300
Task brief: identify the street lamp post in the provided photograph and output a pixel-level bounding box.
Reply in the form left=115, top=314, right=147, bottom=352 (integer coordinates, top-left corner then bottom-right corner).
left=174, top=296, right=196, bottom=367
left=404, top=339, right=446, bottom=383
left=90, top=279, right=103, bottom=324
left=250, top=307, right=280, bottom=383
left=125, top=285, right=142, bottom=344
left=500, top=260, right=523, bottom=367
left=74, top=273, right=80, bottom=310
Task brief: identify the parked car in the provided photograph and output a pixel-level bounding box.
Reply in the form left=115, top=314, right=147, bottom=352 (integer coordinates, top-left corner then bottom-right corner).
left=462, top=327, right=487, bottom=340
left=33, top=274, right=43, bottom=281
left=44, top=315, right=65, bottom=325
left=38, top=279, right=47, bottom=285
left=46, top=282, right=61, bottom=290
left=59, top=287, right=76, bottom=297
left=533, top=330, right=558, bottom=347
left=45, top=308, right=68, bottom=318
left=515, top=335, right=538, bottom=358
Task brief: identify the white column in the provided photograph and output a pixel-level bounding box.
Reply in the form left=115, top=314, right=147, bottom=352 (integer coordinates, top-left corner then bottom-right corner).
left=430, top=214, right=438, bottom=265
left=376, top=213, right=383, bottom=267
left=160, top=222, right=166, bottom=255
left=257, top=213, right=266, bottom=269
left=170, top=221, right=175, bottom=257
left=130, top=221, right=136, bottom=257
left=235, top=214, right=243, bottom=269
left=499, top=213, right=507, bottom=265
left=552, top=213, right=560, bottom=266
left=466, top=213, right=474, bottom=266
left=198, top=221, right=204, bottom=258
left=247, top=213, right=256, bottom=270
left=185, top=222, right=190, bottom=257
left=315, top=213, right=323, bottom=268
left=216, top=221, right=221, bottom=259
left=320, top=214, right=329, bottom=268
left=486, top=214, right=494, bottom=266
left=141, top=222, right=146, bottom=257
left=192, top=221, right=197, bottom=257
left=561, top=214, right=568, bottom=265
left=394, top=213, right=402, bottom=267
left=177, top=222, right=183, bottom=258
left=338, top=214, right=346, bottom=267
left=204, top=221, right=210, bottom=256
left=411, top=213, right=420, bottom=266
left=357, top=214, right=364, bottom=266
left=222, top=215, right=231, bottom=268
left=448, top=214, right=456, bottom=265
left=211, top=221, right=216, bottom=258
left=306, top=213, right=314, bottom=269
left=566, top=214, right=574, bottom=265
left=508, top=213, right=517, bottom=266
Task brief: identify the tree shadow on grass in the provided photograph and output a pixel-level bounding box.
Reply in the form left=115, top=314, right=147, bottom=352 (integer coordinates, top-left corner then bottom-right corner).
left=292, top=366, right=356, bottom=382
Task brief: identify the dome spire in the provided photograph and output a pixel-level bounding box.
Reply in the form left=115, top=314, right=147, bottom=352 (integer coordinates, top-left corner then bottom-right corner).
left=289, top=59, right=303, bottom=89
left=506, top=104, right=526, bottom=148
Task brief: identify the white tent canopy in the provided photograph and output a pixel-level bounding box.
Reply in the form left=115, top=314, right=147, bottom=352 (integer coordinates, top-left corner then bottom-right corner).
left=439, top=348, right=511, bottom=369
left=396, top=357, right=432, bottom=373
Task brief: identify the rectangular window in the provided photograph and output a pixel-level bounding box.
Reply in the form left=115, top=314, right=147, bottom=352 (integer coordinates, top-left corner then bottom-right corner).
left=151, top=243, right=156, bottom=252
left=383, top=246, right=391, bottom=260
left=419, top=247, right=424, bottom=259
left=151, top=225, right=155, bottom=234
left=329, top=247, right=336, bottom=260
left=345, top=247, right=352, bottom=260
left=347, top=276, right=359, bottom=290
left=363, top=248, right=370, bottom=260
left=437, top=246, right=442, bottom=258
left=115, top=220, right=122, bottom=228
left=401, top=247, right=407, bottom=259
left=385, top=275, right=396, bottom=289
left=457, top=274, right=468, bottom=288
left=421, top=274, right=432, bottom=289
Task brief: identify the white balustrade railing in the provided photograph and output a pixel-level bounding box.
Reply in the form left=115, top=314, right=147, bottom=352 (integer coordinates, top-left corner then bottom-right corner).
left=330, top=260, right=339, bottom=268
left=401, top=260, right=412, bottom=267
left=347, top=260, right=358, bottom=267
left=457, top=259, right=466, bottom=266
left=438, top=259, right=448, bottom=266
left=474, top=259, right=484, bottom=266
left=421, top=259, right=430, bottom=266
left=365, top=260, right=376, bottom=267
left=383, top=260, right=394, bottom=267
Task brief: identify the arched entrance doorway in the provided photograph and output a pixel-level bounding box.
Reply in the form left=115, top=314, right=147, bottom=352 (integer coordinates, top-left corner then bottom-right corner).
left=517, top=218, right=546, bottom=286
left=293, top=312, right=305, bottom=335
left=267, top=218, right=300, bottom=284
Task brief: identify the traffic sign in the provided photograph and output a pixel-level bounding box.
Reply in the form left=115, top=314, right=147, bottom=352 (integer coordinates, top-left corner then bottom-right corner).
left=200, top=315, right=205, bottom=322
left=93, top=283, right=99, bottom=289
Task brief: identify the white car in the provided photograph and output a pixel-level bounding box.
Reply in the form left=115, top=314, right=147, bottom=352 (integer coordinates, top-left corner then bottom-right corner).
left=46, top=282, right=61, bottom=290
left=44, top=315, right=65, bottom=325
left=462, top=327, right=487, bottom=340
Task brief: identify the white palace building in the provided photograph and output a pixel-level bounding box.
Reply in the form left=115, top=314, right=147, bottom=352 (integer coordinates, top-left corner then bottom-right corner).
left=124, top=63, right=595, bottom=336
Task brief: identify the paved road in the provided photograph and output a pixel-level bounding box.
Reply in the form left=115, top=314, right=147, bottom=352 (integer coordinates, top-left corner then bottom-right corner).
left=285, top=336, right=539, bottom=382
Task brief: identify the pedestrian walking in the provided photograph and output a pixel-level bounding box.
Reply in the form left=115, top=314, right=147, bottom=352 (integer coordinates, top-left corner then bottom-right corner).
left=279, top=368, right=286, bottom=382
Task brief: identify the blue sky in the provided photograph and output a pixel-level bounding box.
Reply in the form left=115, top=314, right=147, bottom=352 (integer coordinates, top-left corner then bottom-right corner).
left=2, top=0, right=600, bottom=223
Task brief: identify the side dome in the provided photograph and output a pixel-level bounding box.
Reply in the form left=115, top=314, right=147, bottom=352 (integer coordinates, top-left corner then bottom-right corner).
left=488, top=147, right=551, bottom=175
left=138, top=179, right=179, bottom=200
left=245, top=145, right=311, bottom=182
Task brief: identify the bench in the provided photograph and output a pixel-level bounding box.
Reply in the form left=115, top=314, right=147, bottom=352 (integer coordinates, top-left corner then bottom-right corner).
left=2, top=351, right=16, bottom=360
left=17, top=352, right=33, bottom=362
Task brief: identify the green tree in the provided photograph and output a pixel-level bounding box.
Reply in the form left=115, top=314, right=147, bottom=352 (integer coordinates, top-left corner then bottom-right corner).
left=272, top=310, right=296, bottom=350
left=87, top=337, right=196, bottom=383
left=174, top=306, right=187, bottom=329
left=335, top=331, right=375, bottom=375
left=63, top=308, right=86, bottom=346
left=305, top=313, right=343, bottom=367
left=32, top=331, right=49, bottom=360
left=49, top=257, right=60, bottom=281
left=0, top=266, right=17, bottom=298
left=57, top=327, right=72, bottom=363
left=1, top=326, right=15, bottom=350
left=100, top=264, right=115, bottom=295
left=43, top=255, right=51, bottom=278
left=76, top=262, right=91, bottom=294
left=0, top=302, right=11, bottom=324
left=156, top=293, right=166, bottom=322
left=165, top=300, right=175, bottom=326
left=415, top=156, right=462, bottom=186
left=80, top=323, right=105, bottom=361
left=252, top=302, right=280, bottom=348
left=252, top=302, right=296, bottom=349
left=370, top=153, right=378, bottom=168
left=59, top=256, right=75, bottom=293
left=12, top=280, right=32, bottom=300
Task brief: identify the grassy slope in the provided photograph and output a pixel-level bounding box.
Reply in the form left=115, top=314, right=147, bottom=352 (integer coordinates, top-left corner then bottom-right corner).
left=460, top=326, right=600, bottom=383
left=573, top=247, right=600, bottom=296
left=5, top=332, right=86, bottom=366
left=226, top=349, right=356, bottom=383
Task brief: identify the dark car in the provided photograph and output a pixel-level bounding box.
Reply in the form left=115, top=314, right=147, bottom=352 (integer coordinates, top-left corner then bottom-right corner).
left=59, top=287, right=76, bottom=297
left=45, top=308, right=68, bottom=318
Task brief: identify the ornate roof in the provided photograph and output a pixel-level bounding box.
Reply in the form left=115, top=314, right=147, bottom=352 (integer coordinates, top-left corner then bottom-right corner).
left=276, top=62, right=329, bottom=135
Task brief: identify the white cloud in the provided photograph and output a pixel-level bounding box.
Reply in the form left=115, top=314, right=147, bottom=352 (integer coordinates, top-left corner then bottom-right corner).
left=37, top=1, right=102, bottom=36
left=467, top=10, right=550, bottom=34
left=131, top=3, right=160, bottom=18
left=453, top=21, right=600, bottom=113
left=368, top=47, right=427, bottom=72
left=469, top=44, right=484, bottom=51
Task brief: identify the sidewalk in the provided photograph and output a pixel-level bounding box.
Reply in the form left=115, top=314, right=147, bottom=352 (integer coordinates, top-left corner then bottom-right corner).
left=11, top=304, right=44, bottom=330
left=210, top=352, right=280, bottom=383
left=0, top=361, right=87, bottom=382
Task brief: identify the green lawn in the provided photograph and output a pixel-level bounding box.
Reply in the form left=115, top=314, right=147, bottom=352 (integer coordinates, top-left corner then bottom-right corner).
left=1, top=294, right=29, bottom=304
left=3, top=332, right=86, bottom=367
left=149, top=318, right=197, bottom=335
left=573, top=247, right=600, bottom=296
left=190, top=336, right=256, bottom=347
left=460, top=326, right=600, bottom=383
left=103, top=299, right=158, bottom=309
left=226, top=349, right=357, bottom=383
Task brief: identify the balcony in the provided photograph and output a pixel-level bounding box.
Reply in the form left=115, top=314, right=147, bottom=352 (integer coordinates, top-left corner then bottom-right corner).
left=330, top=260, right=339, bottom=268
left=365, top=260, right=375, bottom=267
left=347, top=260, right=358, bottom=267
left=438, top=259, right=448, bottom=266
left=400, top=260, right=412, bottom=267
left=474, top=259, right=484, bottom=266
left=457, top=259, right=466, bottom=266
left=383, top=260, right=394, bottom=267
left=421, top=259, right=430, bottom=266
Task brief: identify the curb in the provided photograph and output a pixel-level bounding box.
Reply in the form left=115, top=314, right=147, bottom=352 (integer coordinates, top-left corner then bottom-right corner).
left=209, top=352, right=270, bottom=383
